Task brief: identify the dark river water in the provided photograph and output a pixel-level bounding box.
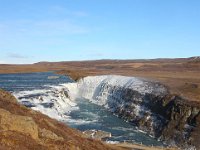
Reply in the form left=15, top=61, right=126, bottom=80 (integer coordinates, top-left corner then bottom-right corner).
left=0, top=72, right=164, bottom=146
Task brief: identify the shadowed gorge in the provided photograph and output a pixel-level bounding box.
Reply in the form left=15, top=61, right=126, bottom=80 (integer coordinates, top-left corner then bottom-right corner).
left=64, top=75, right=200, bottom=149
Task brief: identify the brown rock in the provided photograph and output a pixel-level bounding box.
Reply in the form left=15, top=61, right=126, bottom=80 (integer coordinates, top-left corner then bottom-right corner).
left=0, top=108, right=38, bottom=140
left=0, top=89, right=123, bottom=150
left=39, top=128, right=63, bottom=141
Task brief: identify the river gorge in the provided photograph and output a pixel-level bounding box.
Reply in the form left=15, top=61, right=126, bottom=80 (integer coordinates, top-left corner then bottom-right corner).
left=0, top=72, right=199, bottom=150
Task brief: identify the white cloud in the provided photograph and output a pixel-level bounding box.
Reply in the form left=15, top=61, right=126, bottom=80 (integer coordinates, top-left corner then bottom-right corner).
left=7, top=52, right=28, bottom=59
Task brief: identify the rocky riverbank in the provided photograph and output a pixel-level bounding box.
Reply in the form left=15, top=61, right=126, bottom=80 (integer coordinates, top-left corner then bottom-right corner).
left=126, top=93, right=200, bottom=149
left=150, top=95, right=200, bottom=149
left=83, top=130, right=112, bottom=140
left=0, top=88, right=178, bottom=150
left=64, top=75, right=200, bottom=149
left=0, top=89, right=123, bottom=150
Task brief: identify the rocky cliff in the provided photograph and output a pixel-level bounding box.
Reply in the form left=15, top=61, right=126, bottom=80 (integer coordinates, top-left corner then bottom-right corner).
left=0, top=89, right=122, bottom=150
left=148, top=95, right=200, bottom=149
left=65, top=75, right=200, bottom=149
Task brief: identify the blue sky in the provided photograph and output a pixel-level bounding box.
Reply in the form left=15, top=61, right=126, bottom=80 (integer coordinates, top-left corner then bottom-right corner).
left=0, top=0, right=200, bottom=64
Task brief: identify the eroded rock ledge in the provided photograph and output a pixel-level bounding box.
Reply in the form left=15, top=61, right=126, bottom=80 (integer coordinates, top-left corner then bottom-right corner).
left=0, top=89, right=122, bottom=150
left=133, top=94, right=200, bottom=149
left=150, top=95, right=200, bottom=148
left=65, top=75, right=200, bottom=149
left=83, top=130, right=112, bottom=140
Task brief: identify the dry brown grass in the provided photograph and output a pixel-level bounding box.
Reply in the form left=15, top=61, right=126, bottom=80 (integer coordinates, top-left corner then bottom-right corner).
left=0, top=58, right=200, bottom=102
left=0, top=89, right=178, bottom=150
left=109, top=143, right=177, bottom=150
left=1, top=58, right=195, bottom=150
left=0, top=89, right=124, bottom=150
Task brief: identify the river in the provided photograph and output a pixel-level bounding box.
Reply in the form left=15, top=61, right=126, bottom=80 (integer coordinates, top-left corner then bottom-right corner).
left=0, top=72, right=164, bottom=146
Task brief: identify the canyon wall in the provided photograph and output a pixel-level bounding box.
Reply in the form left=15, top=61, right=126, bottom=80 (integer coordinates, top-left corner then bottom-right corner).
left=66, top=75, right=200, bottom=149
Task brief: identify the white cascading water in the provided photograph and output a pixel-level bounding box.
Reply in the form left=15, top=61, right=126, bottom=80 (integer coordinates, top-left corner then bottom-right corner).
left=13, top=75, right=168, bottom=135
left=64, top=75, right=168, bottom=135
left=10, top=74, right=196, bottom=148
left=13, top=85, right=79, bottom=121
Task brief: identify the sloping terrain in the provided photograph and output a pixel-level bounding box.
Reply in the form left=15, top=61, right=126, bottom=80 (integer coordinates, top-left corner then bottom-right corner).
left=0, top=89, right=123, bottom=150
left=0, top=57, right=199, bottom=149
left=65, top=75, right=200, bottom=149
left=0, top=89, right=178, bottom=150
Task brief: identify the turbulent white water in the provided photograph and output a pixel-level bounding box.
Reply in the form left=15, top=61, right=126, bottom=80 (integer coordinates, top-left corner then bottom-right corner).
left=64, top=75, right=168, bottom=135
left=72, top=75, right=166, bottom=101
left=0, top=73, right=167, bottom=146
left=13, top=84, right=79, bottom=121
left=1, top=73, right=196, bottom=149
left=78, top=75, right=166, bottom=95
left=11, top=75, right=168, bottom=132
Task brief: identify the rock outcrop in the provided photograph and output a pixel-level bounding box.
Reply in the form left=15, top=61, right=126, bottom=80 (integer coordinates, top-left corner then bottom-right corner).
left=0, top=108, right=38, bottom=140
left=83, top=130, right=112, bottom=140
left=66, top=75, right=200, bottom=149
left=0, top=89, right=123, bottom=150
left=148, top=95, right=200, bottom=149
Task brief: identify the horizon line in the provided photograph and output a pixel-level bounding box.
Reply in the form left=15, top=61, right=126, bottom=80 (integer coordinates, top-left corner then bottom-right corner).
left=1, top=56, right=199, bottom=65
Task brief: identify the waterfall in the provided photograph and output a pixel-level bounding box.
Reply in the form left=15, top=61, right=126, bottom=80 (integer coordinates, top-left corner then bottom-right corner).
left=13, top=84, right=79, bottom=121
left=65, top=75, right=168, bottom=136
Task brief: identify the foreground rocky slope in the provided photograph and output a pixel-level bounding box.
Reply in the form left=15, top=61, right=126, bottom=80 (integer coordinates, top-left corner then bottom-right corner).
left=65, top=75, right=200, bottom=149
left=0, top=89, right=123, bottom=150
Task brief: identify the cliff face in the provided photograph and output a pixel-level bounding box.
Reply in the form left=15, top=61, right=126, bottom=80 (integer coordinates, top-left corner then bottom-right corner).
left=0, top=89, right=121, bottom=150
left=141, top=94, right=200, bottom=149
left=134, top=89, right=199, bottom=149
left=66, top=75, right=200, bottom=149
